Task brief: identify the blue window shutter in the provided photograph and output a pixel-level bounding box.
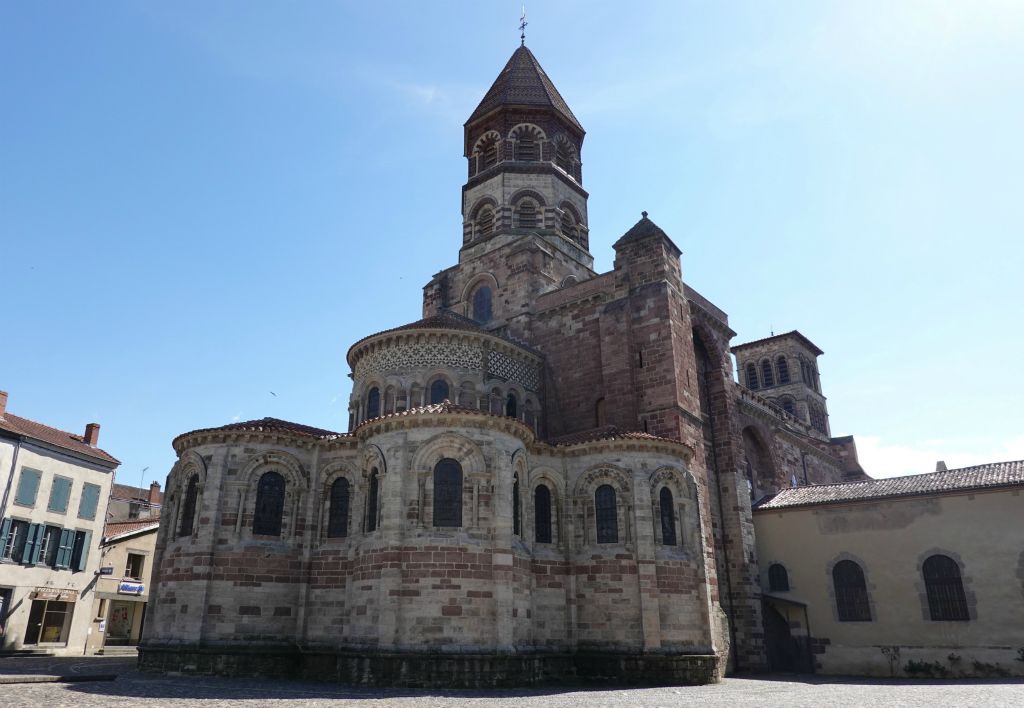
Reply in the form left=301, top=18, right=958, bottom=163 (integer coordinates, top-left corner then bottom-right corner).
left=14, top=469, right=41, bottom=507
left=78, top=483, right=100, bottom=520
left=22, top=524, right=43, bottom=566
left=56, top=528, right=74, bottom=568
left=48, top=477, right=72, bottom=513
left=0, top=518, right=11, bottom=552
left=75, top=531, right=91, bottom=571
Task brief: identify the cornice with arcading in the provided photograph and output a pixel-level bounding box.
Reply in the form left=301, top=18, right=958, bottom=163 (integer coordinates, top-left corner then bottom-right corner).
left=531, top=435, right=695, bottom=463
left=172, top=428, right=357, bottom=456
left=347, top=326, right=545, bottom=373
left=352, top=407, right=537, bottom=446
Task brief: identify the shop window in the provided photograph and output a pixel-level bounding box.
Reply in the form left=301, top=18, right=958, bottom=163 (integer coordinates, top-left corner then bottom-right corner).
left=24, top=599, right=73, bottom=645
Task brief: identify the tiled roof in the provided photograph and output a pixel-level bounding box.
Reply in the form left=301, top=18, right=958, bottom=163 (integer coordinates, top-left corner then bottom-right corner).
left=731, top=330, right=824, bottom=356
left=755, top=460, right=1024, bottom=510
left=355, top=400, right=512, bottom=430
left=111, top=483, right=163, bottom=504
left=467, top=46, right=583, bottom=133
left=104, top=518, right=160, bottom=540
left=174, top=417, right=346, bottom=444
left=550, top=425, right=681, bottom=447
left=0, top=412, right=119, bottom=465
left=612, top=212, right=681, bottom=254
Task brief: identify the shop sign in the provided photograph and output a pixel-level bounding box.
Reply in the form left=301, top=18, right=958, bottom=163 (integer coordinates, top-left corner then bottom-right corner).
left=57, top=590, right=78, bottom=602
left=31, top=588, right=78, bottom=602
left=117, top=581, right=144, bottom=595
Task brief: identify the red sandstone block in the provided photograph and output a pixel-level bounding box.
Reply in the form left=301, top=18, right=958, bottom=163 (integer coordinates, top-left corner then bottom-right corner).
left=441, top=606, right=463, bottom=616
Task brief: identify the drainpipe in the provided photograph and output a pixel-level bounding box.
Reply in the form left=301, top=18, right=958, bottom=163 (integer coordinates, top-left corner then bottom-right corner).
left=0, top=436, right=22, bottom=519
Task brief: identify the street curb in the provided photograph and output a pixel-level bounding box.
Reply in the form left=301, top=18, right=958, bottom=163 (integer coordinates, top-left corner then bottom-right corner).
left=0, top=674, right=118, bottom=684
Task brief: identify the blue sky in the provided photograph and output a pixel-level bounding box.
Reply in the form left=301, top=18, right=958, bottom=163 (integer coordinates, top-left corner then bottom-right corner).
left=2, top=2, right=1022, bottom=488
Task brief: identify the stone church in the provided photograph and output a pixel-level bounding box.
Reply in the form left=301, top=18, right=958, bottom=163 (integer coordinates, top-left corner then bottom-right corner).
left=140, top=44, right=873, bottom=686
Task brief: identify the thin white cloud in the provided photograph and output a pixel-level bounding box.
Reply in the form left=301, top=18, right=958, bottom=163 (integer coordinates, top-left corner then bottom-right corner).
left=857, top=434, right=1024, bottom=479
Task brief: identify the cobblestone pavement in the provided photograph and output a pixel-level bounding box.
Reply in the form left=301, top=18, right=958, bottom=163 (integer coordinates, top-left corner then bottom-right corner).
left=1, top=657, right=1022, bottom=707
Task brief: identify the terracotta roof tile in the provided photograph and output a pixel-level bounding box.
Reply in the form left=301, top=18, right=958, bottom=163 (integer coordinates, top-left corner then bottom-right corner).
left=175, top=417, right=347, bottom=444
left=355, top=400, right=510, bottom=431
left=467, top=46, right=583, bottom=133
left=104, top=518, right=160, bottom=540
left=731, top=330, right=824, bottom=356
left=550, top=425, right=680, bottom=447
left=755, top=459, right=1024, bottom=510
left=0, top=412, right=119, bottom=465
left=612, top=213, right=681, bottom=254
left=111, top=483, right=163, bottom=504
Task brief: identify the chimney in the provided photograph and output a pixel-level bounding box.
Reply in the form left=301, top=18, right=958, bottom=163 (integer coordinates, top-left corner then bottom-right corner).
left=0, top=391, right=7, bottom=418
left=149, top=481, right=162, bottom=505
left=84, top=422, right=100, bottom=447
left=936, top=460, right=948, bottom=472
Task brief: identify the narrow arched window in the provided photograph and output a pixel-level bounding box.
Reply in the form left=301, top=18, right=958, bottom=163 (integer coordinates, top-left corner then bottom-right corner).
left=515, top=132, right=539, bottom=161
left=512, top=473, right=521, bottom=537
left=534, top=484, right=552, bottom=543
left=515, top=200, right=539, bottom=229
left=777, top=356, right=790, bottom=384
left=366, top=387, right=381, bottom=419
left=365, top=469, right=379, bottom=533
left=833, top=560, right=871, bottom=621
left=433, top=458, right=462, bottom=527
left=923, top=555, right=969, bottom=621
left=253, top=471, right=286, bottom=536
left=481, top=137, right=498, bottom=168
left=761, top=359, right=775, bottom=387
left=178, top=475, right=198, bottom=537
left=476, top=207, right=494, bottom=238
left=429, top=379, right=450, bottom=405
left=554, top=140, right=572, bottom=173
left=327, top=478, right=350, bottom=538
left=769, top=563, right=790, bottom=592
left=595, top=484, right=618, bottom=544
left=560, top=211, right=576, bottom=241
left=505, top=392, right=518, bottom=418
left=746, top=363, right=759, bottom=390
left=472, top=286, right=492, bottom=324
left=781, top=398, right=796, bottom=416
left=659, top=487, right=677, bottom=546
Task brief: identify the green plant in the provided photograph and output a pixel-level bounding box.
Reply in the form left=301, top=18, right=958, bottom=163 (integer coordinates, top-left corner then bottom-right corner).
left=904, top=659, right=949, bottom=678
left=947, top=653, right=961, bottom=664
left=972, top=660, right=1010, bottom=678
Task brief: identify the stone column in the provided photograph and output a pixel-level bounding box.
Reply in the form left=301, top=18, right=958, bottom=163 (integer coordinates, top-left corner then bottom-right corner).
left=492, top=450, right=515, bottom=651
left=632, top=467, right=662, bottom=652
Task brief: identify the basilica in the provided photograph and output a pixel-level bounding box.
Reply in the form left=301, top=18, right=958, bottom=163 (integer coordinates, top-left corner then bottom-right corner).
left=140, top=43, right=1024, bottom=686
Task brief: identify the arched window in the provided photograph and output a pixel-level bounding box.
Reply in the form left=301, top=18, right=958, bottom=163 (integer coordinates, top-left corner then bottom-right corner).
left=769, top=563, right=790, bottom=592
left=365, top=468, right=379, bottom=533
left=429, top=379, right=450, bottom=405
left=476, top=207, right=494, bottom=238
left=659, top=487, right=677, bottom=546
left=780, top=398, right=796, bottom=416
left=595, top=484, right=618, bottom=544
left=489, top=388, right=503, bottom=415
left=534, top=484, right=552, bottom=543
left=560, top=211, right=576, bottom=241
left=505, top=392, right=518, bottom=418
left=746, top=363, right=759, bottom=390
left=514, top=127, right=540, bottom=161
left=833, top=560, right=871, bottom=621
left=761, top=359, right=775, bottom=387
left=515, top=200, right=539, bottom=229
left=923, top=555, right=969, bottom=621
left=478, top=135, right=499, bottom=169
left=554, top=139, right=572, bottom=173
left=253, top=471, right=286, bottom=536
left=327, top=478, right=350, bottom=538
left=178, top=475, right=198, bottom=537
left=777, top=356, right=790, bottom=384
left=472, top=286, right=492, bottom=324
left=366, top=387, right=380, bottom=420
left=512, top=473, right=521, bottom=537
left=433, top=459, right=462, bottom=527
left=809, top=403, right=827, bottom=434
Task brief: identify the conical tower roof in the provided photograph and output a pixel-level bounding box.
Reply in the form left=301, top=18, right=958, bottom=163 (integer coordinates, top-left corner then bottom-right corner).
left=466, top=46, right=583, bottom=134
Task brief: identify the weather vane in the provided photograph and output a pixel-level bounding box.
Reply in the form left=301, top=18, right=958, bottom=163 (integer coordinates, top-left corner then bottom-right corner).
left=519, top=6, right=528, bottom=46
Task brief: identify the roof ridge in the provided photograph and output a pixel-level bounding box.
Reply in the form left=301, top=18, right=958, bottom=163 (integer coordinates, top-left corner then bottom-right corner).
left=0, top=411, right=120, bottom=465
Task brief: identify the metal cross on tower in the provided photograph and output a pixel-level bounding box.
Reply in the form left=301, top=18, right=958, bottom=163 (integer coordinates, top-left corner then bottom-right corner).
left=519, top=6, right=528, bottom=46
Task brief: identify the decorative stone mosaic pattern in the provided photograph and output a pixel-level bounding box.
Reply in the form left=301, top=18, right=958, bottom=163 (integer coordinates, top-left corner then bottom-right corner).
left=487, top=350, right=540, bottom=391
left=355, top=341, right=483, bottom=379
